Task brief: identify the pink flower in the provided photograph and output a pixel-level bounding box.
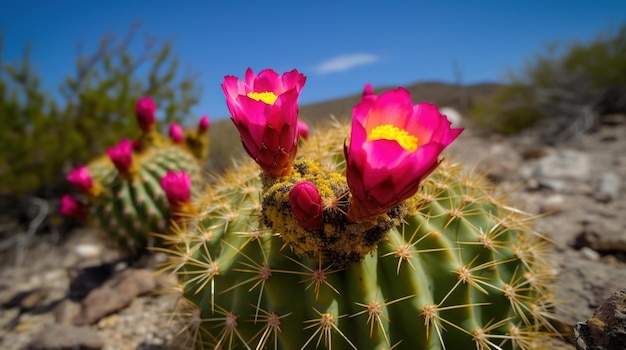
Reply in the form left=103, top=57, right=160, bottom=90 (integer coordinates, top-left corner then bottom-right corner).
left=169, top=123, right=184, bottom=143
left=135, top=96, right=156, bottom=132
left=297, top=119, right=309, bottom=140
left=66, top=166, right=93, bottom=192
left=345, top=86, right=463, bottom=223
left=106, top=138, right=133, bottom=174
left=289, top=181, right=323, bottom=231
left=59, top=194, right=84, bottom=218
left=160, top=170, right=191, bottom=206
left=222, top=68, right=306, bottom=178
left=198, top=115, right=210, bottom=133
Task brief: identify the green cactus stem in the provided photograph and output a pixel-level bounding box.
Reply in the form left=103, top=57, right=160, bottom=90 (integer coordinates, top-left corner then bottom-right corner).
left=163, top=124, right=557, bottom=349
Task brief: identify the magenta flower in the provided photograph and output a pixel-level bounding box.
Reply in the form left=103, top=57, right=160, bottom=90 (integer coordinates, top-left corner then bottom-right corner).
left=169, top=123, right=184, bottom=143
left=198, top=115, right=210, bottom=133
left=59, top=194, right=85, bottom=218
left=160, top=170, right=191, bottom=207
left=106, top=138, right=134, bottom=174
left=222, top=68, right=306, bottom=178
left=297, top=119, right=309, bottom=140
left=66, top=166, right=93, bottom=192
left=289, top=181, right=323, bottom=231
left=345, top=86, right=463, bottom=223
left=135, top=96, right=156, bottom=132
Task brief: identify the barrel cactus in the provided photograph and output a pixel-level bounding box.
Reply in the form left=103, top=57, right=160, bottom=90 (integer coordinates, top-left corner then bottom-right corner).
left=62, top=97, right=209, bottom=252
left=163, top=69, right=557, bottom=349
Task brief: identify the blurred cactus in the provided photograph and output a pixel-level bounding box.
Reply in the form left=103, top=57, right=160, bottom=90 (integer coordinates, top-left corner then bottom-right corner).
left=161, top=72, right=557, bottom=349
left=63, top=97, right=208, bottom=252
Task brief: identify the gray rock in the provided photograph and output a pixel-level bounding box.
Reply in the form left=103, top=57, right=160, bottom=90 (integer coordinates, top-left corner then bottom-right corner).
left=593, top=172, right=621, bottom=203
left=27, top=323, right=104, bottom=350
left=535, top=150, right=590, bottom=182
left=573, top=220, right=626, bottom=253
left=552, top=252, right=626, bottom=336
left=574, top=288, right=626, bottom=350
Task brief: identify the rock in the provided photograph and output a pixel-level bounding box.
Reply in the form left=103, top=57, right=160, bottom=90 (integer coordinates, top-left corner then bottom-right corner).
left=573, top=220, right=626, bottom=253
left=73, top=244, right=103, bottom=260
left=574, top=288, right=626, bottom=350
left=27, top=323, right=104, bottom=350
left=53, top=299, right=81, bottom=324
left=593, top=172, right=621, bottom=203
left=535, top=150, right=590, bottom=182
left=540, top=194, right=567, bottom=215
left=553, top=253, right=626, bottom=336
left=73, top=268, right=156, bottom=325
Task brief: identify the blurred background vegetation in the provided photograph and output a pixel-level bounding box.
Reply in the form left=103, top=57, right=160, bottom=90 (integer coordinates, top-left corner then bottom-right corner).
left=1, top=24, right=625, bottom=197
left=0, top=25, right=201, bottom=195
left=470, top=24, right=626, bottom=134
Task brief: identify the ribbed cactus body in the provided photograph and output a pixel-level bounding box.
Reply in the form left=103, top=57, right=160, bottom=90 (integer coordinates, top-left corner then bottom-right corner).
left=168, top=126, right=555, bottom=349
left=88, top=144, right=201, bottom=251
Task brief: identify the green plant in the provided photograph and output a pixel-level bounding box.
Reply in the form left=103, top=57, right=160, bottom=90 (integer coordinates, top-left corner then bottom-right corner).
left=159, top=69, right=556, bottom=349
left=0, top=26, right=201, bottom=195
left=62, top=97, right=208, bottom=252
left=164, top=123, right=556, bottom=349
left=470, top=23, right=626, bottom=134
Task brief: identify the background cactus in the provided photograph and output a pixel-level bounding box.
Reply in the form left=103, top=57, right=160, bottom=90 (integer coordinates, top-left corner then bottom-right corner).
left=85, top=144, right=201, bottom=252
left=163, top=122, right=557, bottom=349
left=63, top=98, right=209, bottom=252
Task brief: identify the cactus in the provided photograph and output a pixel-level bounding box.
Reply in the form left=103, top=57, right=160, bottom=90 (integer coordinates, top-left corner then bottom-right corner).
left=63, top=97, right=209, bottom=252
left=161, top=71, right=557, bottom=349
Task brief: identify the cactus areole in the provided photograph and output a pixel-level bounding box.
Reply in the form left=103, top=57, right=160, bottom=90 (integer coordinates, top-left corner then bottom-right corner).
left=165, top=74, right=557, bottom=349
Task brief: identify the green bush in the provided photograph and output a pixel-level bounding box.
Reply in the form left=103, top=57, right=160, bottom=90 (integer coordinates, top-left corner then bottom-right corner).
left=471, top=24, right=626, bottom=134
left=0, top=27, right=202, bottom=195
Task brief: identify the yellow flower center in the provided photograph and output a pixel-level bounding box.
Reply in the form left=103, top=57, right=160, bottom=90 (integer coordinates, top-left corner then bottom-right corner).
left=368, top=124, right=419, bottom=152
left=247, top=91, right=278, bottom=105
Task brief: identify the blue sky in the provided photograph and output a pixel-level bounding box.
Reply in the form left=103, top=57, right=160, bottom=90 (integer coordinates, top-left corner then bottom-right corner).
left=2, top=0, right=625, bottom=121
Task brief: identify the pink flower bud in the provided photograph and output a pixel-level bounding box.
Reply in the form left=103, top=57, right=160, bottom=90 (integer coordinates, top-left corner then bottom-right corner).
left=222, top=68, right=306, bottom=178
left=198, top=115, right=210, bottom=133
left=66, top=166, right=93, bottom=192
left=362, top=83, right=376, bottom=101
left=289, top=181, right=323, bottom=231
left=297, top=119, right=309, bottom=140
left=135, top=96, right=156, bottom=132
left=169, top=124, right=184, bottom=143
left=106, top=138, right=133, bottom=174
left=132, top=139, right=142, bottom=152
left=59, top=194, right=84, bottom=218
left=345, top=86, right=463, bottom=223
left=160, top=170, right=191, bottom=206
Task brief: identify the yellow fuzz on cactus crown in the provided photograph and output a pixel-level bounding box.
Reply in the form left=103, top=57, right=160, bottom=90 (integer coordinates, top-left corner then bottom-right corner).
left=247, top=91, right=278, bottom=105
left=368, top=124, right=418, bottom=152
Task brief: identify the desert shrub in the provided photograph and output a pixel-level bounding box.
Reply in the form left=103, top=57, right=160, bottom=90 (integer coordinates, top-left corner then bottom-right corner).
left=471, top=24, right=626, bottom=134
left=0, top=26, right=201, bottom=195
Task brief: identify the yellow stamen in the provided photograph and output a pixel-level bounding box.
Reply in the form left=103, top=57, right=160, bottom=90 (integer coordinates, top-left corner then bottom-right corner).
left=368, top=124, right=419, bottom=152
left=247, top=91, right=278, bottom=105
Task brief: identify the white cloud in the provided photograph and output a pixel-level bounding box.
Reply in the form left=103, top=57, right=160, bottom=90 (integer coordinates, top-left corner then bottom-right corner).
left=314, top=53, right=380, bottom=74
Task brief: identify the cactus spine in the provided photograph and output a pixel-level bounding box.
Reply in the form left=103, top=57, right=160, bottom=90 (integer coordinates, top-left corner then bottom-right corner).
left=164, top=123, right=556, bottom=349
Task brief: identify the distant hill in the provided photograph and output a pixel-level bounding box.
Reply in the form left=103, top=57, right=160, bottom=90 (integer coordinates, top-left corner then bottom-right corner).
left=207, top=81, right=502, bottom=172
